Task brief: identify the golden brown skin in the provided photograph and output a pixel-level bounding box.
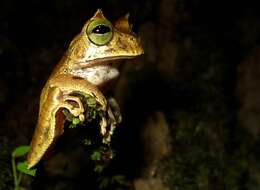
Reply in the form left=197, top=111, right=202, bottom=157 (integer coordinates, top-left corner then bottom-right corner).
left=27, top=9, right=144, bottom=169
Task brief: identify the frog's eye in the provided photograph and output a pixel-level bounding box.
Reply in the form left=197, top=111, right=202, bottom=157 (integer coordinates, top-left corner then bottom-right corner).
left=87, top=19, right=113, bottom=46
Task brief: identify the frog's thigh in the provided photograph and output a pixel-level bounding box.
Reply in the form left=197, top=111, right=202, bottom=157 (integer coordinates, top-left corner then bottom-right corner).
left=27, top=87, right=63, bottom=168
left=27, top=87, right=84, bottom=168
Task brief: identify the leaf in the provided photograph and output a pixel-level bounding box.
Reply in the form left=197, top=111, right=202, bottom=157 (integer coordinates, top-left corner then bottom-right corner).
left=91, top=151, right=101, bottom=161
left=94, top=165, right=105, bottom=173
left=69, top=118, right=80, bottom=128
left=72, top=117, right=80, bottom=125
left=98, top=177, right=110, bottom=189
left=83, top=138, right=92, bottom=145
left=12, top=145, right=31, bottom=157
left=113, top=175, right=129, bottom=186
left=17, top=162, right=37, bottom=176
left=69, top=124, right=76, bottom=128
left=86, top=96, right=97, bottom=107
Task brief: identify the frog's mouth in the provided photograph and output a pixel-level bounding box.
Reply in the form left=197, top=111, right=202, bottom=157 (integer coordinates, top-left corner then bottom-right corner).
left=74, top=55, right=135, bottom=69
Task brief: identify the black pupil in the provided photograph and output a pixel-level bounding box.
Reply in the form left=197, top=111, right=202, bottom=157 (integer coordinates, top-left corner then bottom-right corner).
left=92, top=25, right=110, bottom=34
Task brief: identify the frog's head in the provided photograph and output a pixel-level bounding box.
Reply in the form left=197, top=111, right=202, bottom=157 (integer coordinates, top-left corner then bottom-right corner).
left=67, top=9, right=144, bottom=67
left=65, top=9, right=144, bottom=86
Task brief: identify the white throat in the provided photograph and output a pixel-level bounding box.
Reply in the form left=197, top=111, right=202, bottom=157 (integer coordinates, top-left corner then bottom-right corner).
left=71, top=65, right=119, bottom=86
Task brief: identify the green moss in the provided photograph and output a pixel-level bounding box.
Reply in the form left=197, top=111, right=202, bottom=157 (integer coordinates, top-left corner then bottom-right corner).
left=62, top=93, right=117, bottom=177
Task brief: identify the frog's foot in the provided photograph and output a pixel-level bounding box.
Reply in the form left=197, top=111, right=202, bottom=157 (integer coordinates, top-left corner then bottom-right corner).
left=100, top=98, right=122, bottom=144
left=99, top=107, right=116, bottom=138
left=62, top=95, right=85, bottom=122
left=107, top=97, right=122, bottom=124
left=100, top=117, right=108, bottom=136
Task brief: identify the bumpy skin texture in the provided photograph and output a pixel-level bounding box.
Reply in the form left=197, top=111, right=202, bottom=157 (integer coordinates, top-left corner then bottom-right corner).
left=27, top=9, right=144, bottom=169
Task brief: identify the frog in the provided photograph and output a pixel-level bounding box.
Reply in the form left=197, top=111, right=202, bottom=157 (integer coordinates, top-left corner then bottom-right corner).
left=26, top=9, right=144, bottom=169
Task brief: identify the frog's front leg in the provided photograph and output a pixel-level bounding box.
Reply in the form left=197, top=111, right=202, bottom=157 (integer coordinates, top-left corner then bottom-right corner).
left=62, top=95, right=85, bottom=121
left=27, top=86, right=85, bottom=169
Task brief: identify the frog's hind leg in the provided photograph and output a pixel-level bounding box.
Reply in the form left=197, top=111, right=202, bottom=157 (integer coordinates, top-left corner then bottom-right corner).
left=27, top=87, right=63, bottom=169
left=27, top=87, right=85, bottom=169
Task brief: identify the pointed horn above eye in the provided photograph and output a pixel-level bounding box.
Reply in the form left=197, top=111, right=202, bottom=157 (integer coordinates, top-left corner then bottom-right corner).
left=114, top=13, right=133, bottom=34
left=92, top=9, right=106, bottom=19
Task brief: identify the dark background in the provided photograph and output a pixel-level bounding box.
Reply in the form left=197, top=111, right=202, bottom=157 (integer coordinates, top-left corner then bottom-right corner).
left=1, top=0, right=260, bottom=190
